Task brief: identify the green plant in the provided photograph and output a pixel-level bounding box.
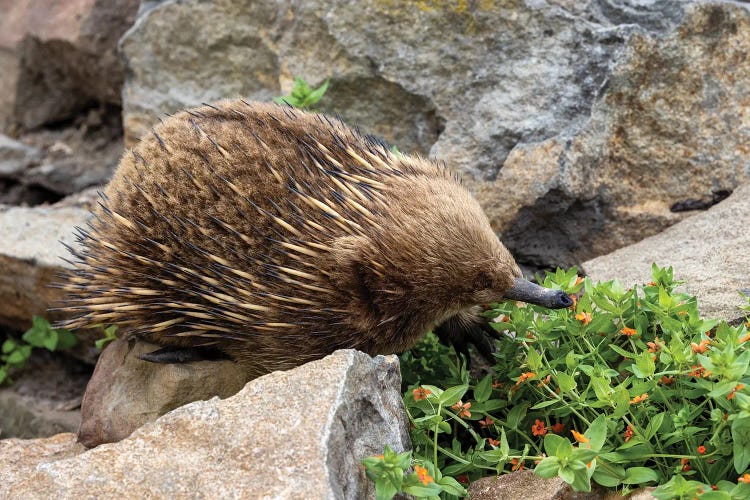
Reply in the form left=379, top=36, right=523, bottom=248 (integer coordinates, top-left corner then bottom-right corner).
left=95, top=324, right=118, bottom=350
left=273, top=77, right=329, bottom=109
left=0, top=316, right=77, bottom=384
left=369, top=265, right=750, bottom=498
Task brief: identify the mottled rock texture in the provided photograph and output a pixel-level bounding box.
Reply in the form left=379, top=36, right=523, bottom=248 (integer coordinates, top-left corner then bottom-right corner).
left=78, top=338, right=254, bottom=447
left=120, top=1, right=750, bottom=268
left=0, top=350, right=410, bottom=500
left=468, top=470, right=656, bottom=499
left=0, top=0, right=139, bottom=131
left=583, top=184, right=750, bottom=324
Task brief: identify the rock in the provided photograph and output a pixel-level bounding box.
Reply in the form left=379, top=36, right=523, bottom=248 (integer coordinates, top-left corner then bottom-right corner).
left=78, top=338, right=255, bottom=447
left=0, top=202, right=99, bottom=363
left=467, top=471, right=656, bottom=499
left=582, top=184, right=750, bottom=323
left=468, top=471, right=572, bottom=500
left=120, top=1, right=750, bottom=267
left=0, top=0, right=140, bottom=130
left=0, top=351, right=88, bottom=439
left=0, top=134, right=41, bottom=177
left=1, top=350, right=410, bottom=499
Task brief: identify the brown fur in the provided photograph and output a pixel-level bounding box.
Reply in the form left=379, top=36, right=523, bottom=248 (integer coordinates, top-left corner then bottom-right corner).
left=60, top=100, right=521, bottom=377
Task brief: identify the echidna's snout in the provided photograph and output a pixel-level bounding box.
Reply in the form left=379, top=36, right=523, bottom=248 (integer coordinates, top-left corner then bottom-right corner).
left=503, top=277, right=573, bottom=309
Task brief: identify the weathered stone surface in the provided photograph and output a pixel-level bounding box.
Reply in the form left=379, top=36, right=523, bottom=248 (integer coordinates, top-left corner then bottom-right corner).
left=0, top=202, right=100, bottom=363
left=0, top=351, right=87, bottom=439
left=1, top=350, right=409, bottom=499
left=78, top=338, right=254, bottom=447
left=1, top=107, right=124, bottom=205
left=0, top=0, right=139, bottom=130
left=467, top=471, right=656, bottom=499
left=120, top=1, right=750, bottom=268
left=0, top=433, right=84, bottom=489
left=583, top=184, right=750, bottom=323
left=0, top=134, right=41, bottom=177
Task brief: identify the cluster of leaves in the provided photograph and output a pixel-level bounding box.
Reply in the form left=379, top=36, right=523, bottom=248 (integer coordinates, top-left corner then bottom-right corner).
left=0, top=316, right=76, bottom=384
left=365, top=265, right=750, bottom=499
left=273, top=77, right=329, bottom=109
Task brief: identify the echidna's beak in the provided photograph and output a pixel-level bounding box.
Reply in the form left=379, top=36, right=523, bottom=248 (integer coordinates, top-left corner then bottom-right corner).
left=503, top=278, right=573, bottom=309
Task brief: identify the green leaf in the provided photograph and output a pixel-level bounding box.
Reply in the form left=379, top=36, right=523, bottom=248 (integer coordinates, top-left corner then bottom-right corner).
left=569, top=462, right=592, bottom=492
left=505, top=403, right=528, bottom=429
left=533, top=457, right=560, bottom=478
left=544, top=434, right=573, bottom=459
left=474, top=375, right=492, bottom=403
left=632, top=352, right=655, bottom=379
left=436, top=476, right=466, bottom=496
left=732, top=416, right=750, bottom=473
left=592, top=464, right=626, bottom=487
left=621, top=466, right=659, bottom=485
left=22, top=316, right=55, bottom=349
left=2, top=339, right=16, bottom=353
left=55, top=328, right=77, bottom=350
left=609, top=344, right=634, bottom=359
left=644, top=413, right=665, bottom=441
left=439, top=385, right=468, bottom=407
left=585, top=415, right=607, bottom=451
left=0, top=367, right=7, bottom=384
left=556, top=372, right=577, bottom=393
left=375, top=476, right=398, bottom=500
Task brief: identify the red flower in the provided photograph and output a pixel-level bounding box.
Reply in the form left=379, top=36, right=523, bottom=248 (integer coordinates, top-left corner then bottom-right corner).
left=551, top=422, right=565, bottom=434
left=457, top=474, right=469, bottom=484
left=451, top=400, right=472, bottom=418
left=510, top=458, right=524, bottom=471
left=487, top=438, right=500, bottom=447
left=691, top=339, right=711, bottom=354
left=531, top=419, right=547, bottom=436
left=412, top=386, right=432, bottom=401
left=728, top=384, right=745, bottom=400
left=623, top=425, right=634, bottom=442
left=697, top=445, right=707, bottom=455
left=479, top=416, right=494, bottom=428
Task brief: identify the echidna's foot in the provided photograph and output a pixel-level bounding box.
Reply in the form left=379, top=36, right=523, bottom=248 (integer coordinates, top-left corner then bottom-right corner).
left=434, top=314, right=501, bottom=367
left=138, top=345, right=232, bottom=364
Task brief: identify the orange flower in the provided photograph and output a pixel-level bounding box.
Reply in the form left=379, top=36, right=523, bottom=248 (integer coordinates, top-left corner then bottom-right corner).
left=688, top=364, right=706, bottom=377
left=487, top=438, right=500, bottom=447
left=571, top=430, right=589, bottom=443
left=739, top=473, right=750, bottom=483
left=659, top=375, right=675, bottom=385
left=647, top=337, right=662, bottom=353
left=568, top=294, right=578, bottom=309
left=373, top=454, right=384, bottom=460
left=532, top=419, right=547, bottom=437
left=414, top=465, right=434, bottom=485
left=575, top=312, right=592, bottom=325
left=711, top=485, right=718, bottom=490
left=510, top=458, right=524, bottom=471
left=629, top=393, right=649, bottom=405
left=479, top=416, right=495, bottom=428
left=697, top=445, right=707, bottom=455
left=647, top=281, right=657, bottom=287
left=623, top=425, right=634, bottom=442
left=537, top=375, right=551, bottom=388
left=621, top=326, right=638, bottom=336
left=498, top=315, right=510, bottom=323
left=681, top=458, right=691, bottom=472
left=551, top=422, right=565, bottom=434
left=515, top=372, right=536, bottom=386
left=728, top=384, right=745, bottom=400
left=451, top=400, right=472, bottom=418
left=492, top=380, right=504, bottom=390
left=740, top=333, right=750, bottom=343
left=691, top=339, right=710, bottom=354
left=413, top=386, right=432, bottom=401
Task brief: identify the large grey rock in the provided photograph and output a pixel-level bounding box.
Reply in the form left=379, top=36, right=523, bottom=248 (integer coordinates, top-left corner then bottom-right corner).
left=120, top=1, right=750, bottom=267
left=0, top=349, right=410, bottom=499
left=0, top=0, right=139, bottom=130
left=78, top=338, right=255, bottom=447
left=0, top=352, right=86, bottom=439
left=468, top=471, right=656, bottom=499
left=0, top=202, right=99, bottom=363
left=583, top=184, right=750, bottom=323
left=0, top=134, right=41, bottom=177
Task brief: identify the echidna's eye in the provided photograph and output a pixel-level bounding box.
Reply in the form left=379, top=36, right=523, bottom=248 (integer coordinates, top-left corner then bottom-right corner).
left=473, top=271, right=494, bottom=290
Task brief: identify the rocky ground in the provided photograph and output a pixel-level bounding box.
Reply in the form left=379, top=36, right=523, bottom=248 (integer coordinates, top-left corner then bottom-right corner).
left=0, top=0, right=749, bottom=498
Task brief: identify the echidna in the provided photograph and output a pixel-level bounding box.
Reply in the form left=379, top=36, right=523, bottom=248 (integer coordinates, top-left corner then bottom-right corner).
left=59, top=100, right=571, bottom=377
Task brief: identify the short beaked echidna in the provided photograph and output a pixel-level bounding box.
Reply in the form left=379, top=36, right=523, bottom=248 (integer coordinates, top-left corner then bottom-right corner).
left=59, top=100, right=571, bottom=377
